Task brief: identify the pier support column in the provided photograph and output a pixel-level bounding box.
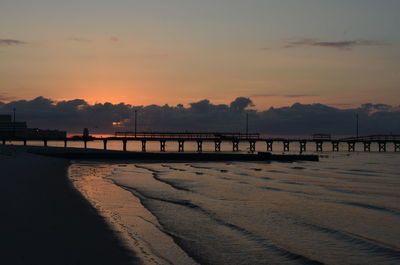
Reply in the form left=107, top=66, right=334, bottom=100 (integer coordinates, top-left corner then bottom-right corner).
left=44, top=139, right=48, bottom=147
left=347, top=141, right=355, bottom=152
left=23, top=140, right=27, bottom=146
left=84, top=140, right=88, bottom=149
left=232, top=140, right=239, bottom=152
left=214, top=140, right=221, bottom=152
left=332, top=141, right=339, bottom=152
left=249, top=141, right=256, bottom=153
left=394, top=142, right=400, bottom=152
left=123, top=140, right=127, bottom=152
left=283, top=141, right=290, bottom=152
left=178, top=140, right=184, bottom=152
left=378, top=141, right=386, bottom=152
left=266, top=141, right=273, bottom=152
left=363, top=141, right=371, bottom=152
left=197, top=140, right=203, bottom=153
left=103, top=140, right=107, bottom=150
left=142, top=140, right=147, bottom=152
left=160, top=140, right=166, bottom=152
left=316, top=141, right=323, bottom=152
left=300, top=141, right=307, bottom=153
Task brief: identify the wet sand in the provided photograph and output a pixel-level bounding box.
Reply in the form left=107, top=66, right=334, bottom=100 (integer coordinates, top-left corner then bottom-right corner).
left=0, top=145, right=140, bottom=265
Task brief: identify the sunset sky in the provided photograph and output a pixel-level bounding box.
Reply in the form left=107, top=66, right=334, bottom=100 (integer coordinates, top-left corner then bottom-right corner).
left=1, top=0, right=399, bottom=109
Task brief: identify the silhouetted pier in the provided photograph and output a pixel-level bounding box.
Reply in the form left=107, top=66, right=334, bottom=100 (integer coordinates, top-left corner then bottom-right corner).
left=2, top=132, right=400, bottom=153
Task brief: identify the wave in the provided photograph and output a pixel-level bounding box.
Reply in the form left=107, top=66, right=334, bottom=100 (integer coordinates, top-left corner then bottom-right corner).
left=116, top=182, right=325, bottom=265
left=293, top=220, right=400, bottom=261
left=338, top=201, right=400, bottom=216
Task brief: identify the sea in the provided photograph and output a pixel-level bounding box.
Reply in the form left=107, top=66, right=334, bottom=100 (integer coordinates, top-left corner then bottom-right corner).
left=65, top=141, right=400, bottom=265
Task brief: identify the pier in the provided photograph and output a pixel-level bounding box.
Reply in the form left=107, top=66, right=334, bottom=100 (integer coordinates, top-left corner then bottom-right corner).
left=1, top=132, right=400, bottom=153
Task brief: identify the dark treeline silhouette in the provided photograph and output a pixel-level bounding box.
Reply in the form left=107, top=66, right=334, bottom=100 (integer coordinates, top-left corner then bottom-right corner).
left=0, top=96, right=399, bottom=136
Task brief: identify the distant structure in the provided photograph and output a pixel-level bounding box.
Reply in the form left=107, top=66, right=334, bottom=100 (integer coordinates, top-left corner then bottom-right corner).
left=312, top=133, right=331, bottom=140
left=0, top=115, right=28, bottom=138
left=26, top=128, right=67, bottom=139
left=0, top=114, right=66, bottom=139
left=83, top=128, right=90, bottom=139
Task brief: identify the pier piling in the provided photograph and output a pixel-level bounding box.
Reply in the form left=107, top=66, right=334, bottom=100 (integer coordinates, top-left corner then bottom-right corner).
left=378, top=142, right=386, bottom=152
left=103, top=140, right=107, bottom=150
left=197, top=140, right=203, bottom=153
left=266, top=141, right=273, bottom=152
left=232, top=140, right=239, bottom=152
left=332, top=141, right=339, bottom=152
left=123, top=140, right=127, bottom=152
left=283, top=141, right=290, bottom=152
left=316, top=141, right=323, bottom=152
left=215, top=140, right=221, bottom=152
left=160, top=140, right=166, bottom=152
left=178, top=140, right=184, bottom=152
left=142, top=140, right=146, bottom=152
left=249, top=140, right=256, bottom=153
left=395, top=142, right=400, bottom=152
left=300, top=141, right=307, bottom=153
left=347, top=141, right=355, bottom=152
left=363, top=141, right=371, bottom=152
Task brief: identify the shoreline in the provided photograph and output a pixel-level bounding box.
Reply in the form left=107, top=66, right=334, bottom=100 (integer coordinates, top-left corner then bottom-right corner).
left=0, top=145, right=140, bottom=265
left=69, top=162, right=199, bottom=265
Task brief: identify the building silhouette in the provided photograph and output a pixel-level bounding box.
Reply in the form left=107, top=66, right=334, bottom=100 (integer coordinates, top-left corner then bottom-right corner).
left=0, top=114, right=66, bottom=139
left=0, top=115, right=28, bottom=138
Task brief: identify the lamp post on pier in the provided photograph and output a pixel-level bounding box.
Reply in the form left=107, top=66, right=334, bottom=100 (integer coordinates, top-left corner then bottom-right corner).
left=134, top=109, right=138, bottom=138
left=246, top=113, right=249, bottom=137
left=12, top=108, right=16, bottom=138
left=356, top=113, right=359, bottom=139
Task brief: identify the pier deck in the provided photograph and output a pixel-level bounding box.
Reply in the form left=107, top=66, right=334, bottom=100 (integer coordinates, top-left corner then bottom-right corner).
left=2, top=133, right=400, bottom=153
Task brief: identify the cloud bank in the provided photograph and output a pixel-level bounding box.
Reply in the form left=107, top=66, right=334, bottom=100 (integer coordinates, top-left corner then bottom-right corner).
left=0, top=39, right=27, bottom=46
left=0, top=97, right=399, bottom=136
left=284, top=38, right=387, bottom=50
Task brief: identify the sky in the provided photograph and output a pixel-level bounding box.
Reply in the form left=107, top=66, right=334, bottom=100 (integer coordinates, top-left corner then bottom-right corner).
left=1, top=0, right=399, bottom=109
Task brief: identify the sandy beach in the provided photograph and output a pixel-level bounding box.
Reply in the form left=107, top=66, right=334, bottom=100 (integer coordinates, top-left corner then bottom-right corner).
left=0, top=145, right=140, bottom=265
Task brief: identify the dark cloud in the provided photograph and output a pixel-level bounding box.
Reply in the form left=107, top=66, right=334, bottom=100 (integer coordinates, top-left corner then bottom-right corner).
left=230, top=97, right=254, bottom=112
left=284, top=38, right=387, bottom=50
left=0, top=39, right=27, bottom=46
left=0, top=96, right=399, bottom=136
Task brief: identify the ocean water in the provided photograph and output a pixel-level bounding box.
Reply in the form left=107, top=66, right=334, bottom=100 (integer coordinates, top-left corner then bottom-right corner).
left=68, top=152, right=400, bottom=265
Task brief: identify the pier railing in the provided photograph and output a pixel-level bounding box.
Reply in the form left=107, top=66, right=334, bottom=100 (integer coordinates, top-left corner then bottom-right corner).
left=115, top=132, right=261, bottom=140
left=339, top=135, right=400, bottom=141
